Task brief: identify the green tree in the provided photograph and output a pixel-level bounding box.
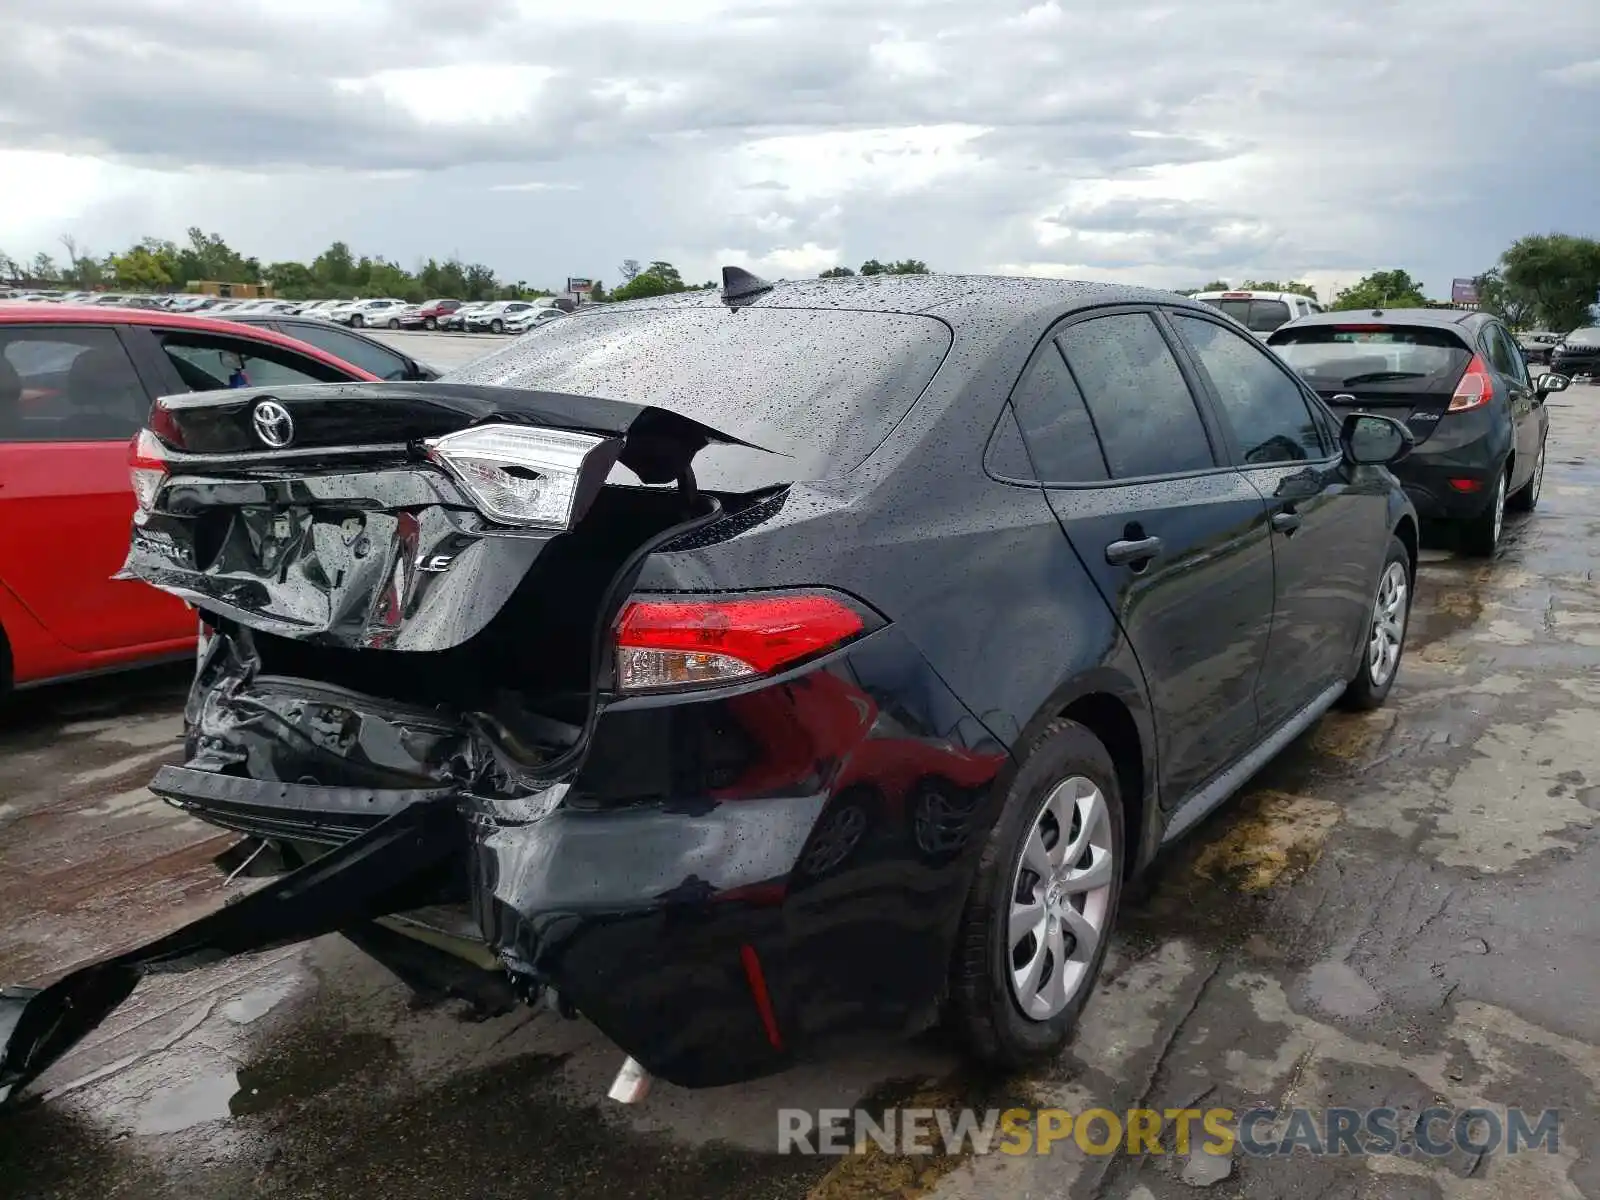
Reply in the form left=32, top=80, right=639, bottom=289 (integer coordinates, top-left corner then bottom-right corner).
left=29, top=253, right=61, bottom=283
left=887, top=259, right=929, bottom=275
left=1473, top=268, right=1539, bottom=329
left=178, top=228, right=257, bottom=283
left=1241, top=279, right=1318, bottom=301
left=1330, top=270, right=1427, bottom=311
left=109, top=244, right=177, bottom=290
left=819, top=266, right=855, bottom=278
left=645, top=261, right=684, bottom=288
left=264, top=261, right=317, bottom=297
left=462, top=262, right=499, bottom=301
left=618, top=259, right=642, bottom=283
left=610, top=261, right=691, bottom=302
left=1500, top=234, right=1600, bottom=333
left=0, top=251, right=20, bottom=284
left=312, top=241, right=358, bottom=290
left=859, top=258, right=888, bottom=276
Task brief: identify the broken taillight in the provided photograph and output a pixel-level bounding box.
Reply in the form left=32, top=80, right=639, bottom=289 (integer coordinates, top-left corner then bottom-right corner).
left=424, top=423, right=610, bottom=529
left=614, top=590, right=872, bottom=691
left=1448, top=354, right=1494, bottom=412
left=128, top=429, right=168, bottom=512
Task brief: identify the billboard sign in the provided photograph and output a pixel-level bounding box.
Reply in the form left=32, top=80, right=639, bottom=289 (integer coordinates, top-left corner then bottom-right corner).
left=1450, top=278, right=1479, bottom=305
left=566, top=277, right=593, bottom=294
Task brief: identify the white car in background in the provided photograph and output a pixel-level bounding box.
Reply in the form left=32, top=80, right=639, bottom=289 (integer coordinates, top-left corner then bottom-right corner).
left=333, top=298, right=407, bottom=328
left=1191, top=289, right=1323, bottom=340
left=465, top=300, right=543, bottom=333
left=503, top=304, right=566, bottom=335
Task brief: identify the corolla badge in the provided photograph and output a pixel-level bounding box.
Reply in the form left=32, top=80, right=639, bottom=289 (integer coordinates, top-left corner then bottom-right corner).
left=251, top=400, right=294, bottom=449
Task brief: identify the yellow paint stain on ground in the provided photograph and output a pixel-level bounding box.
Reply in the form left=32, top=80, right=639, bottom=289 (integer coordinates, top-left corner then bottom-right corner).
left=1309, top=710, right=1396, bottom=763
left=1190, top=791, right=1343, bottom=893
left=804, top=1082, right=975, bottom=1200
left=1432, top=590, right=1484, bottom=620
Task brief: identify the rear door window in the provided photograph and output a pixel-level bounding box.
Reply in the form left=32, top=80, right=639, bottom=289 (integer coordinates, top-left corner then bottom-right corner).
left=0, top=326, right=148, bottom=442
left=156, top=332, right=354, bottom=391
left=1171, top=314, right=1328, bottom=464
left=276, top=322, right=410, bottom=380
left=1202, top=298, right=1293, bottom=333
left=1055, top=312, right=1215, bottom=478
left=1007, top=342, right=1109, bottom=482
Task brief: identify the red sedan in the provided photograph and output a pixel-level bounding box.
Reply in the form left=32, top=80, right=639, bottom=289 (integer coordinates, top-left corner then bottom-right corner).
left=0, top=305, right=380, bottom=693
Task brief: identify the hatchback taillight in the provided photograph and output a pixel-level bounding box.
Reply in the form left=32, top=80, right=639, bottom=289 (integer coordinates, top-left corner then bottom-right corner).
left=1448, top=354, right=1494, bottom=412
left=614, top=590, right=874, bottom=691
left=128, top=429, right=168, bottom=512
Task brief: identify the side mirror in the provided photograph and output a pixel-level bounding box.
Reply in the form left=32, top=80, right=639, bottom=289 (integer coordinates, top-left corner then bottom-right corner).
left=1341, top=413, right=1413, bottom=466
left=1536, top=372, right=1571, bottom=397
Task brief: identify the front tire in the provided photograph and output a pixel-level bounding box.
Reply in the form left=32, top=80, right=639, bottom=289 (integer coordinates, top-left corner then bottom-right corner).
left=951, top=719, right=1123, bottom=1069
left=1339, top=535, right=1412, bottom=711
left=1508, top=436, right=1545, bottom=513
left=387, top=318, right=401, bottom=329
left=1460, top=466, right=1507, bottom=557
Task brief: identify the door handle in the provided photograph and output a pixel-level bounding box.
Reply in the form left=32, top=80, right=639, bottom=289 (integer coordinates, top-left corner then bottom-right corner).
left=1271, top=510, right=1303, bottom=534
left=1105, top=536, right=1162, bottom=567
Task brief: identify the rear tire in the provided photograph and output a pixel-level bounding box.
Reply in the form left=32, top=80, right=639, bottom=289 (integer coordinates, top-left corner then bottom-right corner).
left=491, top=319, right=504, bottom=334
left=351, top=314, right=365, bottom=329
left=424, top=317, right=437, bottom=331
left=1508, top=436, right=1545, bottom=513
left=950, top=719, right=1123, bottom=1069
left=1460, top=465, right=1507, bottom=558
left=1338, top=536, right=1412, bottom=711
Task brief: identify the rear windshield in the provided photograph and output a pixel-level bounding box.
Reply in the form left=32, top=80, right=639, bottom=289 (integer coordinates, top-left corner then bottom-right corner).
left=1270, top=327, right=1470, bottom=391
left=1565, top=327, right=1600, bottom=346
left=1201, top=298, right=1292, bottom=333
left=441, top=307, right=952, bottom=484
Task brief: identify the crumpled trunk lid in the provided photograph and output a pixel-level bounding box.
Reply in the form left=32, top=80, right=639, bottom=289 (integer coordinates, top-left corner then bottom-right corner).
left=122, top=382, right=778, bottom=652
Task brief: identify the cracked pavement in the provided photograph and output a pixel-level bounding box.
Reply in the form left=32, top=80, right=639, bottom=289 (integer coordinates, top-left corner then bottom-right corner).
left=1, top=386, right=1597, bottom=1199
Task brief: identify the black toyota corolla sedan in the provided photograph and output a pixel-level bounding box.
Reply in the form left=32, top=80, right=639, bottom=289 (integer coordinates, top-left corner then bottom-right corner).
left=1269, top=308, right=1569, bottom=557
left=1, top=271, right=1419, bottom=1103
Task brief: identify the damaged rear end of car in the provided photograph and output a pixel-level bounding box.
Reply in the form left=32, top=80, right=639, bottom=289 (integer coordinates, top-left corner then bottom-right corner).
left=3, top=296, right=1009, bottom=1102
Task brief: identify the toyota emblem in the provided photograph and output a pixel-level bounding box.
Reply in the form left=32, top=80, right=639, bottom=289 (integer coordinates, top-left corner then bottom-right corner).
left=251, top=400, right=294, bottom=449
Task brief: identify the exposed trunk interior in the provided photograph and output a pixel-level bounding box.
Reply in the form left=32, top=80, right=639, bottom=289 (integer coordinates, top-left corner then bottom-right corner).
left=242, top=485, right=704, bottom=735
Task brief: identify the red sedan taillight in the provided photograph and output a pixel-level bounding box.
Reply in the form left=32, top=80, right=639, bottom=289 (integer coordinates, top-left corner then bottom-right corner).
left=128, top=429, right=168, bottom=512
left=614, top=590, right=871, bottom=691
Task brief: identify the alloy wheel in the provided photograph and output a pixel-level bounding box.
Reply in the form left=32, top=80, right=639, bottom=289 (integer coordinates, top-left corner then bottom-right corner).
left=1007, top=776, right=1114, bottom=1021
left=1532, top=442, right=1545, bottom=504
left=1367, top=560, right=1408, bottom=688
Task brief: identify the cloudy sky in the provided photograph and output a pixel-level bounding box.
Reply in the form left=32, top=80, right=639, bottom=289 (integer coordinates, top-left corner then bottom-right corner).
left=2, top=0, right=1598, bottom=299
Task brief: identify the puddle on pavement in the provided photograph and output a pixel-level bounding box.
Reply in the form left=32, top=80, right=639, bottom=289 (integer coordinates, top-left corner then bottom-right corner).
left=1188, top=790, right=1342, bottom=894
left=134, top=1069, right=241, bottom=1135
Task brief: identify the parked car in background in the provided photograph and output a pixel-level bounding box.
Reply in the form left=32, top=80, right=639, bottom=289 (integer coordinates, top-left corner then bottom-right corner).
left=1516, top=331, right=1562, bottom=365
left=224, top=313, right=440, bottom=380
left=412, top=298, right=465, bottom=330
left=503, top=304, right=566, bottom=335
left=75, top=273, right=1423, bottom=1096
left=440, top=302, right=487, bottom=331
left=466, top=300, right=540, bottom=333
left=1270, top=308, right=1564, bottom=557
left=0, top=306, right=379, bottom=694
left=333, top=298, right=407, bottom=328
left=1193, top=290, right=1321, bottom=340
left=1550, top=327, right=1600, bottom=380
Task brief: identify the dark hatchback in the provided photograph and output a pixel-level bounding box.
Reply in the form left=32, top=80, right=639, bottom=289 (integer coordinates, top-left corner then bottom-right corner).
left=1550, top=326, right=1600, bottom=380
left=1269, top=308, right=1568, bottom=556
left=1, top=273, right=1421, bottom=1102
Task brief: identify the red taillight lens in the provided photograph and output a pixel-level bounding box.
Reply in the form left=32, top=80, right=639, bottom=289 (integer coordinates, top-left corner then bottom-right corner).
left=147, top=398, right=185, bottom=448
left=128, top=429, right=168, bottom=512
left=1449, top=354, right=1494, bottom=412
left=614, top=590, right=869, bottom=691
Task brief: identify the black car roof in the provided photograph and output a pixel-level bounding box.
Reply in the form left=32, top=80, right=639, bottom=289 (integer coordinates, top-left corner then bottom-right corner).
left=603, top=273, right=1225, bottom=333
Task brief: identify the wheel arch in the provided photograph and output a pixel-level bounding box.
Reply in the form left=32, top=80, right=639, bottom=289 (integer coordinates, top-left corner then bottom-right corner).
left=1393, top=513, right=1418, bottom=581
left=1057, top=691, right=1147, bottom=880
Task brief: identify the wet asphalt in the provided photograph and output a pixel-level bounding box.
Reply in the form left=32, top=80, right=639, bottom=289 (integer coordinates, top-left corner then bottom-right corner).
left=2, top=380, right=1598, bottom=1199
